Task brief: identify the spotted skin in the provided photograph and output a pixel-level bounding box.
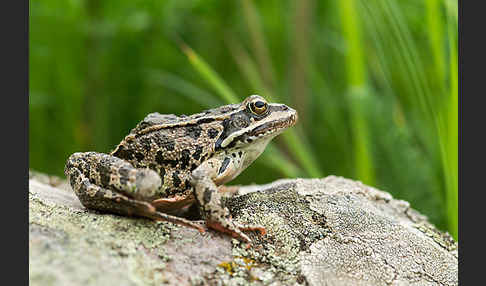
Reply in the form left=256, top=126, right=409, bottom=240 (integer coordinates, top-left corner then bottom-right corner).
left=65, top=95, right=298, bottom=243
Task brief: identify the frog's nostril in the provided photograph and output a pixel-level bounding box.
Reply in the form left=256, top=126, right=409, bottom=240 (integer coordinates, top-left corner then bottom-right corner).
left=282, top=105, right=289, bottom=111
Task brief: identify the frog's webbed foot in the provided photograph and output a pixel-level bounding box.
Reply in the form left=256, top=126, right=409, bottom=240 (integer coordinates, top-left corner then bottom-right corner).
left=206, top=213, right=266, bottom=243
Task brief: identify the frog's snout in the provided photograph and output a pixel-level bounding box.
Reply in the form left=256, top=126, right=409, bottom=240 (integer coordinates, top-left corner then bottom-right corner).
left=285, top=105, right=298, bottom=126
left=291, top=109, right=298, bottom=125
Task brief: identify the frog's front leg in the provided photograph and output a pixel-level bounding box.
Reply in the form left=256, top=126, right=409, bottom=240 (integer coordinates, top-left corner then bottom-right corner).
left=190, top=157, right=266, bottom=243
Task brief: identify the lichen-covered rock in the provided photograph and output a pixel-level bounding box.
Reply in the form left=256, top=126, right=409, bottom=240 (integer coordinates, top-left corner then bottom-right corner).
left=29, top=171, right=458, bottom=286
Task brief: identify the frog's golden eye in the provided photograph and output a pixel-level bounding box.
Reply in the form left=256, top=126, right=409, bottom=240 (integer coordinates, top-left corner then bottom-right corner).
left=249, top=99, right=268, bottom=115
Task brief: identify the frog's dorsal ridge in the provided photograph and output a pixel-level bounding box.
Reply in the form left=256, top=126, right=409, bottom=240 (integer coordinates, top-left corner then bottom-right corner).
left=134, top=104, right=241, bottom=136
left=144, top=113, right=180, bottom=124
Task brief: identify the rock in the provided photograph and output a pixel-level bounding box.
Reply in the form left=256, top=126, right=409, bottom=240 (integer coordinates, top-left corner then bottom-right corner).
left=29, top=171, right=458, bottom=286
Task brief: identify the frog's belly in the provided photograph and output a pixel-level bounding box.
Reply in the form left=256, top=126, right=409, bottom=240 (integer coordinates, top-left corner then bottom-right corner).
left=151, top=193, right=195, bottom=213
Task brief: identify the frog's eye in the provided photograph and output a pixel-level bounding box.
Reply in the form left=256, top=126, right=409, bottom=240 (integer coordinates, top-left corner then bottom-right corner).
left=249, top=99, right=268, bottom=115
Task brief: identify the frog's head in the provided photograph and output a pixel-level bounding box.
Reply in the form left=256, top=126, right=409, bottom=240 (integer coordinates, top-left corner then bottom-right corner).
left=215, top=95, right=298, bottom=151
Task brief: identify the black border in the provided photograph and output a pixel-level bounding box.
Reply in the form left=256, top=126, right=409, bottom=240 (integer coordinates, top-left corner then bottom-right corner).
left=3, top=0, right=29, bottom=283
left=459, top=0, right=483, bottom=283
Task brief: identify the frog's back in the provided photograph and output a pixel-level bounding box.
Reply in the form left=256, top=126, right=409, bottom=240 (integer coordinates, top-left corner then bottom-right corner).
left=111, top=112, right=225, bottom=196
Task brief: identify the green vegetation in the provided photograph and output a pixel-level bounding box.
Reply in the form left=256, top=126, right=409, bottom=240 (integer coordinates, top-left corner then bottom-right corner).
left=29, top=0, right=458, bottom=239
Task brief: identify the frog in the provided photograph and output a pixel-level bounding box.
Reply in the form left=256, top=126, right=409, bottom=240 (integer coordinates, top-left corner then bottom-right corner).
left=64, top=95, right=298, bottom=243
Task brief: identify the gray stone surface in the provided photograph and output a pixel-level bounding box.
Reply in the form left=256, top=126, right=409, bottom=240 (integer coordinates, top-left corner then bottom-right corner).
left=29, top=171, right=458, bottom=285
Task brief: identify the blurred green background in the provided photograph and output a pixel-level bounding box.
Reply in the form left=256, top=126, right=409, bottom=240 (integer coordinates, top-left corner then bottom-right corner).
left=29, top=0, right=458, bottom=239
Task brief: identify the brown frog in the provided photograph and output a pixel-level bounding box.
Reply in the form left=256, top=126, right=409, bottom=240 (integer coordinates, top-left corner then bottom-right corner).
left=65, top=95, right=298, bottom=242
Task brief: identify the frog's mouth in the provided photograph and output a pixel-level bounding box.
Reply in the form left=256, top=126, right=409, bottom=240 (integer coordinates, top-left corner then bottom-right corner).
left=249, top=111, right=298, bottom=137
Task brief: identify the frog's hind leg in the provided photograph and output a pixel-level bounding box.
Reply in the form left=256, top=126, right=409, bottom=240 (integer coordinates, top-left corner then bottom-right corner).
left=66, top=163, right=156, bottom=216
left=65, top=152, right=205, bottom=233
left=65, top=151, right=162, bottom=201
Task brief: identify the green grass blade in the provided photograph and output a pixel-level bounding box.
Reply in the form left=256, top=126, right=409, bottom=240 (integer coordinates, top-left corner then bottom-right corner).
left=281, top=131, right=323, bottom=178
left=290, top=0, right=312, bottom=121
left=261, top=144, right=302, bottom=178
left=239, top=0, right=276, bottom=91
left=426, top=0, right=446, bottom=82
left=338, top=0, right=375, bottom=185
left=424, top=0, right=457, bottom=239
left=442, top=5, right=458, bottom=239
left=225, top=35, right=272, bottom=98
left=179, top=43, right=240, bottom=104
left=379, top=0, right=435, bottom=121
left=147, top=70, right=221, bottom=108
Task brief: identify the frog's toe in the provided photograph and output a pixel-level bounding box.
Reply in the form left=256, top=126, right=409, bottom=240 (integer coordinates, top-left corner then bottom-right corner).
left=237, top=224, right=267, bottom=236
left=192, top=220, right=208, bottom=233
left=206, top=219, right=267, bottom=243
left=148, top=211, right=206, bottom=233
left=206, top=220, right=252, bottom=242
